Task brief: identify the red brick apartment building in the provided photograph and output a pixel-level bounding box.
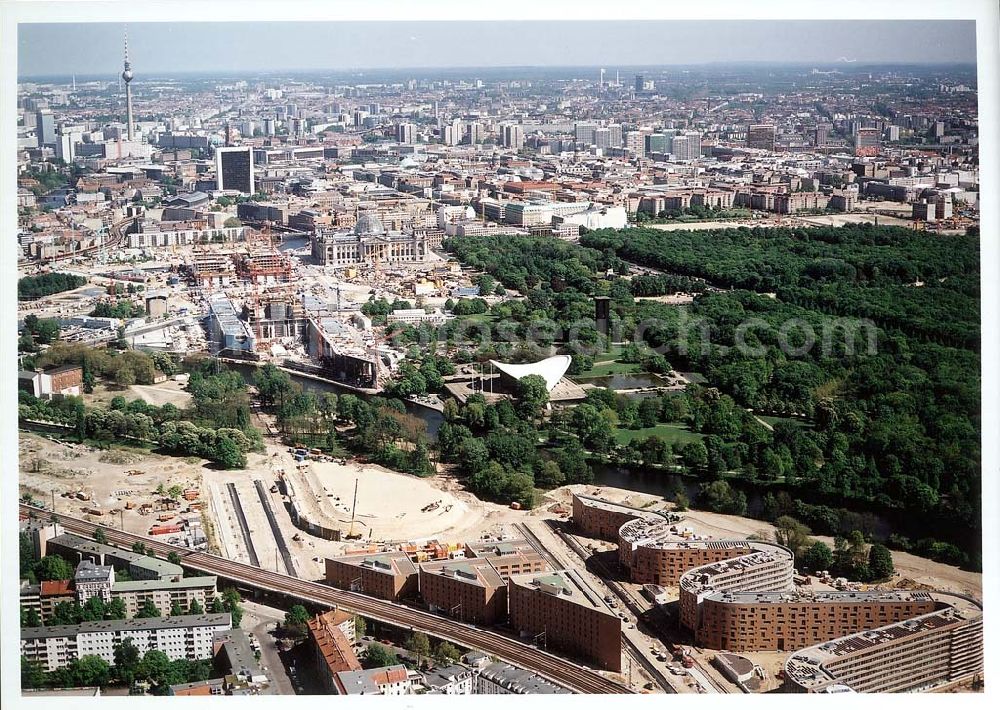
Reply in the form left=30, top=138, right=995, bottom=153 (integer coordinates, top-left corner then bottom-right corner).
left=508, top=570, right=622, bottom=672
left=325, top=552, right=418, bottom=602
left=572, top=493, right=662, bottom=541
left=418, top=558, right=507, bottom=625
left=696, top=591, right=939, bottom=652
left=463, top=539, right=548, bottom=581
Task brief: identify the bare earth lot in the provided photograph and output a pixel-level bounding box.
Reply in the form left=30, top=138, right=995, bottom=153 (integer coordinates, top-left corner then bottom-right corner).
left=19, top=430, right=980, bottom=601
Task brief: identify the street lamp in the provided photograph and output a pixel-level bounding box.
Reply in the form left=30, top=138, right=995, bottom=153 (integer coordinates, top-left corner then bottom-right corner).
left=450, top=602, right=462, bottom=622
left=534, top=628, right=546, bottom=651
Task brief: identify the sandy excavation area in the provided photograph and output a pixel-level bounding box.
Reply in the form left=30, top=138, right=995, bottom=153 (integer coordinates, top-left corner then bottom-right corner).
left=277, top=446, right=474, bottom=543
left=81, top=380, right=194, bottom=410
left=127, top=381, right=193, bottom=408
left=18, top=432, right=207, bottom=538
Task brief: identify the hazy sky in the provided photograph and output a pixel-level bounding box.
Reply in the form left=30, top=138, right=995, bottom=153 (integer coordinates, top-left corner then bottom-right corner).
left=18, top=20, right=976, bottom=77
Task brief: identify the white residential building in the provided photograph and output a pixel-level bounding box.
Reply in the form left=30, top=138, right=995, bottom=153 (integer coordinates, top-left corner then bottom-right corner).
left=21, top=614, right=232, bottom=672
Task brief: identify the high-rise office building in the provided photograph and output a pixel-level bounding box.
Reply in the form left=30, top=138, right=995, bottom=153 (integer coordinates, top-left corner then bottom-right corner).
left=672, top=131, right=702, bottom=161
left=575, top=122, right=597, bottom=146
left=670, top=136, right=689, bottom=160
left=263, top=118, right=275, bottom=136
left=56, top=133, right=75, bottom=162
left=607, top=124, right=623, bottom=148
left=215, top=146, right=255, bottom=194
left=634, top=74, right=644, bottom=93
left=887, top=125, right=900, bottom=142
left=35, top=109, right=56, bottom=146
left=396, top=123, right=416, bottom=144
left=443, top=124, right=461, bottom=146
left=645, top=133, right=673, bottom=155
left=625, top=130, right=649, bottom=157
left=466, top=122, right=484, bottom=145
left=813, top=124, right=830, bottom=147
left=501, top=124, right=524, bottom=150
left=593, top=127, right=611, bottom=151
left=746, top=124, right=776, bottom=151
left=855, top=127, right=881, bottom=157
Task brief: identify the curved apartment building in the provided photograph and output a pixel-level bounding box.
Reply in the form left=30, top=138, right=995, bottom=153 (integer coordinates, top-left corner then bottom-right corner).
left=676, top=542, right=795, bottom=635
left=784, top=592, right=983, bottom=693
left=572, top=494, right=984, bottom=691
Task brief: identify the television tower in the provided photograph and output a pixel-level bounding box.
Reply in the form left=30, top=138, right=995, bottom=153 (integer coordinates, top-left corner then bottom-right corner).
left=122, top=30, right=135, bottom=141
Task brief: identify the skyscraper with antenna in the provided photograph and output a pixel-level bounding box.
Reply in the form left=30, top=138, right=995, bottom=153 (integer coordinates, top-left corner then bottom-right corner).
left=122, top=30, right=135, bottom=141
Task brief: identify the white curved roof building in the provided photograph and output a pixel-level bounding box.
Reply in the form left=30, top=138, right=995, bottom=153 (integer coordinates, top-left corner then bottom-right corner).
left=489, top=355, right=572, bottom=392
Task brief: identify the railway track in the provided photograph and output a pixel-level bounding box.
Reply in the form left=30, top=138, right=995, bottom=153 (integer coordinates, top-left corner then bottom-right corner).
left=514, top=522, right=563, bottom=569
left=20, top=504, right=630, bottom=695
left=40, top=216, right=136, bottom=264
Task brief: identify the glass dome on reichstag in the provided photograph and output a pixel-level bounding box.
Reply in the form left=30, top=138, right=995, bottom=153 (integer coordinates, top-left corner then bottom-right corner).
left=353, top=212, right=386, bottom=235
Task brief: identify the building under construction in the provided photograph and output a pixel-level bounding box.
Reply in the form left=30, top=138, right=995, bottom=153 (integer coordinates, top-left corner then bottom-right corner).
left=244, top=288, right=306, bottom=345
left=306, top=316, right=379, bottom=389
left=236, top=249, right=293, bottom=285
left=191, top=252, right=237, bottom=288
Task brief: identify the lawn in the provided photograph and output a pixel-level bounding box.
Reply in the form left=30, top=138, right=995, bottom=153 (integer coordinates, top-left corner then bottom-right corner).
left=576, top=360, right=644, bottom=378
left=758, top=415, right=812, bottom=430
left=613, top=423, right=704, bottom=446
left=456, top=313, right=495, bottom=324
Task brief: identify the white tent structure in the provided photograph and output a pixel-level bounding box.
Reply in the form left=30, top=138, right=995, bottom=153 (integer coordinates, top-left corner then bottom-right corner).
left=489, top=355, right=572, bottom=392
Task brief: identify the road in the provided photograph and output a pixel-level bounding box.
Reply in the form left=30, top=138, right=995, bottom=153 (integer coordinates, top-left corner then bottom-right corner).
left=546, top=522, right=729, bottom=694
left=21, top=504, right=630, bottom=695
left=241, top=601, right=295, bottom=696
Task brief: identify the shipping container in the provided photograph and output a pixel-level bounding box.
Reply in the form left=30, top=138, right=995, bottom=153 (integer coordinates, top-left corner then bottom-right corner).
left=149, top=524, right=182, bottom=535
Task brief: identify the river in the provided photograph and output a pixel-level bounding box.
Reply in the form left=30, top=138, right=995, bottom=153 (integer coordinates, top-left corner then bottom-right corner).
left=220, top=361, right=445, bottom=437
left=219, top=364, right=892, bottom=538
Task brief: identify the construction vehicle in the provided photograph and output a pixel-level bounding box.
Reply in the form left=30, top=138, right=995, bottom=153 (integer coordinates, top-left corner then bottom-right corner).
left=345, top=478, right=363, bottom=540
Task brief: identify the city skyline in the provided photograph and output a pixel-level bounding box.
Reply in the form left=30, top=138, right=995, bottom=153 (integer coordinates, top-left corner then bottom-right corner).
left=9, top=4, right=992, bottom=698
left=18, top=20, right=977, bottom=78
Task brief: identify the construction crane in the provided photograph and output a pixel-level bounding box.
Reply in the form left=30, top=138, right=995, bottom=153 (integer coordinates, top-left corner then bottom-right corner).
left=346, top=478, right=362, bottom=539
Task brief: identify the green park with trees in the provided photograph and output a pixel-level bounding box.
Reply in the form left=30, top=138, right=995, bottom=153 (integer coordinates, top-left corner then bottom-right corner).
left=18, top=272, right=87, bottom=300
left=443, top=225, right=980, bottom=569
